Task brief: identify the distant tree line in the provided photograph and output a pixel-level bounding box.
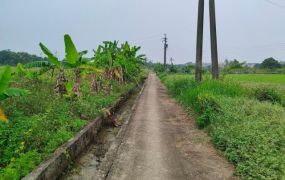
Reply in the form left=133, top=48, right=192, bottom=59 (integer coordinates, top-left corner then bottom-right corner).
left=0, top=50, right=46, bottom=66
left=148, top=57, right=285, bottom=75
left=259, top=57, right=282, bottom=69
left=146, top=61, right=196, bottom=74
left=223, top=57, right=285, bottom=74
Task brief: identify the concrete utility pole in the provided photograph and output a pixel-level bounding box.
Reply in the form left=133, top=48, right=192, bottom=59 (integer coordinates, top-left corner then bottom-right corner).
left=195, top=0, right=204, bottom=82
left=195, top=0, right=219, bottom=81
left=209, top=0, right=219, bottom=79
left=170, top=57, right=174, bottom=64
left=170, top=57, right=174, bottom=68
left=163, top=34, right=168, bottom=69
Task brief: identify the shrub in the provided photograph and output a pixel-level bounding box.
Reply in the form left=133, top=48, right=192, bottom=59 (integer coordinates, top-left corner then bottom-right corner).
left=0, top=151, right=41, bottom=180
left=162, top=75, right=244, bottom=128
left=252, top=87, right=284, bottom=105
left=196, top=93, right=221, bottom=128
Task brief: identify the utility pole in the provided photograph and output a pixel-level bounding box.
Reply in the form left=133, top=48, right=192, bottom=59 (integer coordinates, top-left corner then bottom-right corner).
left=170, top=57, right=174, bottom=68
left=195, top=0, right=204, bottom=82
left=170, top=57, right=174, bottom=65
left=195, top=0, right=219, bottom=81
left=163, top=34, right=168, bottom=69
left=209, top=0, right=219, bottom=79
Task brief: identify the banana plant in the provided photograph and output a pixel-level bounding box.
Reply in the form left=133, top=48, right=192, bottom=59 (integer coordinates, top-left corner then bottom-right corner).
left=14, top=63, right=39, bottom=80
left=80, top=63, right=103, bottom=94
left=63, top=34, right=88, bottom=98
left=0, top=66, right=29, bottom=123
left=118, top=42, right=145, bottom=83
left=93, top=41, right=145, bottom=89
left=25, top=43, right=62, bottom=78
left=92, top=41, right=119, bottom=93
left=35, top=42, right=68, bottom=96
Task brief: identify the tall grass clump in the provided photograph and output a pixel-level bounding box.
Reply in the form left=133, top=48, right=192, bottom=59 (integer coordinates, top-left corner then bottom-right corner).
left=251, top=86, right=285, bottom=106
left=161, top=74, right=285, bottom=179
left=162, top=75, right=245, bottom=127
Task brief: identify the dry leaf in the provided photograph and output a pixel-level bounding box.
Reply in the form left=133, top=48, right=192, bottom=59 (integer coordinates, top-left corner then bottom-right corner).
left=101, top=108, right=111, bottom=118
left=0, top=108, right=8, bottom=123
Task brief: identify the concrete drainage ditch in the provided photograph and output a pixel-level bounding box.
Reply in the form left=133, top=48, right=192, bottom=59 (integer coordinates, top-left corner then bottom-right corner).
left=23, top=78, right=146, bottom=180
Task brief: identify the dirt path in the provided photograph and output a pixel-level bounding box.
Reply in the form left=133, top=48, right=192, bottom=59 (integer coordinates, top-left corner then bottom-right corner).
left=106, top=73, right=235, bottom=180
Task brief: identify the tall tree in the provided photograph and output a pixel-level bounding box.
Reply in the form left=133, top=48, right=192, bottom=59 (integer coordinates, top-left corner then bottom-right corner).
left=260, top=57, right=281, bottom=69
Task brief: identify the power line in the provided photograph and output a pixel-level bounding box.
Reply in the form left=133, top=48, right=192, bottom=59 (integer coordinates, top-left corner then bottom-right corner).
left=129, top=34, right=163, bottom=42
left=264, top=0, right=285, bottom=10
left=222, top=43, right=285, bottom=51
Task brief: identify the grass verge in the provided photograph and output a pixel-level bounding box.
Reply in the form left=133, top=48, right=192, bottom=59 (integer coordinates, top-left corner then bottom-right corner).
left=161, top=74, right=285, bottom=180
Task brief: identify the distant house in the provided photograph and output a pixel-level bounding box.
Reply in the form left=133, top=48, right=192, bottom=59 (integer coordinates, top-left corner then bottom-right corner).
left=246, top=63, right=258, bottom=68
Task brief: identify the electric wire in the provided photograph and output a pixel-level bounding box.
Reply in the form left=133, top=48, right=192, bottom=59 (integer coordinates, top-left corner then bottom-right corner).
left=263, top=0, right=285, bottom=10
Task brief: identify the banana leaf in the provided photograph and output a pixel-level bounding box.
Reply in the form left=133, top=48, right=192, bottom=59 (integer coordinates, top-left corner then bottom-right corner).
left=0, top=108, right=8, bottom=123
left=39, top=43, right=60, bottom=66
left=0, top=88, right=30, bottom=101
left=64, top=34, right=79, bottom=65
left=0, top=66, right=11, bottom=94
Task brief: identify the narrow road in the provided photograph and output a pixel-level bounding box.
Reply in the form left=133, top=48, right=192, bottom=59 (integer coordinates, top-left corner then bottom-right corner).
left=106, top=74, right=235, bottom=180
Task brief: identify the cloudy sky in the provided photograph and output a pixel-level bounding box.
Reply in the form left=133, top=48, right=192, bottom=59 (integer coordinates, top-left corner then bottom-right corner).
left=1, top=0, right=285, bottom=64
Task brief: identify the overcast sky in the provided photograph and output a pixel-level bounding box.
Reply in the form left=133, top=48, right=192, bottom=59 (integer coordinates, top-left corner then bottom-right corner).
left=1, top=0, right=285, bottom=64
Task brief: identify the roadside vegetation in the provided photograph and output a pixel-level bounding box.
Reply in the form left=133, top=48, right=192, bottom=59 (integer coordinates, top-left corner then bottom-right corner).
left=160, top=74, right=285, bottom=179
left=0, top=35, right=146, bottom=179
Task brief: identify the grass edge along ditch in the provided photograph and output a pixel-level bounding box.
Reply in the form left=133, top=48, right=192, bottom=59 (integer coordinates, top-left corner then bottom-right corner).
left=160, top=74, right=285, bottom=180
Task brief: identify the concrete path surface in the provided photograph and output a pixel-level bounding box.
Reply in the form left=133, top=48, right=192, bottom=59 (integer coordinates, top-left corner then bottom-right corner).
left=105, top=73, right=235, bottom=180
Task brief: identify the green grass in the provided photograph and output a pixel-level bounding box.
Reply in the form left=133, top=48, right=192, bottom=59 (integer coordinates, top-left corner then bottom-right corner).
left=0, top=72, right=139, bottom=179
left=161, top=74, right=285, bottom=180
left=226, top=74, right=285, bottom=84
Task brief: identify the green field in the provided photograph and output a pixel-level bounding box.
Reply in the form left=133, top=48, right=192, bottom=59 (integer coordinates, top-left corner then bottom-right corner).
left=226, top=74, right=285, bottom=84
left=166, top=74, right=285, bottom=85
left=160, top=74, right=285, bottom=180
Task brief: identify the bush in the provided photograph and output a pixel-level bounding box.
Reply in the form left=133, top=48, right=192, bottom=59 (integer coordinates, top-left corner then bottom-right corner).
left=162, top=75, right=244, bottom=128
left=196, top=93, right=221, bottom=128
left=0, top=151, right=41, bottom=180
left=252, top=87, right=284, bottom=105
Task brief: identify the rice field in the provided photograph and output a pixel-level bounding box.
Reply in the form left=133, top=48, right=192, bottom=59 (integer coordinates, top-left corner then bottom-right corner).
left=226, top=74, right=285, bottom=85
